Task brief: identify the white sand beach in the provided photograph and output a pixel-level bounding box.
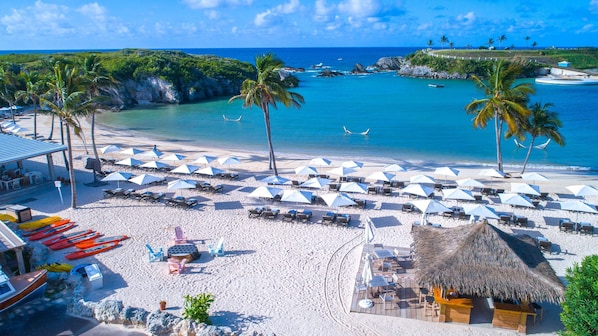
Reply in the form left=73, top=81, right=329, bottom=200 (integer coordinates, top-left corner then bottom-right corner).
left=3, top=113, right=598, bottom=336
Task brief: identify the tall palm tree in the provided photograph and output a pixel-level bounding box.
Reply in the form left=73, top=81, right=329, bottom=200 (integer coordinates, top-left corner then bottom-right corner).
left=427, top=40, right=434, bottom=48
left=229, top=53, right=304, bottom=176
left=487, top=38, right=495, bottom=49
left=498, top=35, right=507, bottom=49
left=532, top=41, right=537, bottom=49
left=465, top=61, right=535, bottom=171
left=525, top=36, right=531, bottom=48
left=0, top=65, right=20, bottom=124
left=449, top=41, right=455, bottom=49
left=41, top=63, right=94, bottom=209
left=439, top=35, right=449, bottom=49
left=516, top=102, right=565, bottom=173
left=16, top=71, right=46, bottom=139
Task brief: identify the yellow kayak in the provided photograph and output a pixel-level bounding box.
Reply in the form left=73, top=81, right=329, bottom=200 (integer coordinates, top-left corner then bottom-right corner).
left=0, top=214, right=17, bottom=222
left=37, top=262, right=74, bottom=273
left=18, top=216, right=62, bottom=230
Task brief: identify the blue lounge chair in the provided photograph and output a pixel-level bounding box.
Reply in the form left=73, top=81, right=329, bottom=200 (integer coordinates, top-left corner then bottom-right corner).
left=146, top=244, right=164, bottom=262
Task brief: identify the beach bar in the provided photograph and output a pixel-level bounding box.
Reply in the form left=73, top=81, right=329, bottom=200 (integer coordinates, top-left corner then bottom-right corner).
left=432, top=287, right=473, bottom=323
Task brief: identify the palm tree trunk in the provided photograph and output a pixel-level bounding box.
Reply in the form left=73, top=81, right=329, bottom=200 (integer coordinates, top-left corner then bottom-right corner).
left=91, top=110, right=101, bottom=172
left=48, top=114, right=55, bottom=140
left=494, top=113, right=503, bottom=171
left=59, top=118, right=69, bottom=171
left=262, top=105, right=278, bottom=175
left=521, top=137, right=536, bottom=174
left=65, top=124, right=77, bottom=208
left=33, top=103, right=38, bottom=140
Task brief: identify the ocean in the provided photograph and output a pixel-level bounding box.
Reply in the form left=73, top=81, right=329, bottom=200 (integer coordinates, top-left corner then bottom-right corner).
left=92, top=47, right=598, bottom=172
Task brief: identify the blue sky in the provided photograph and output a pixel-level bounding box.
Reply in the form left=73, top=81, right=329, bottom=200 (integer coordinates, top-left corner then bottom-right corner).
left=0, top=0, right=596, bottom=50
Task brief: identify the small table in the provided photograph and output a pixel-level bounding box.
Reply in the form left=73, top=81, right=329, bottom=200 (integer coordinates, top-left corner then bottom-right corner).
left=167, top=243, right=200, bottom=262
left=373, top=249, right=394, bottom=260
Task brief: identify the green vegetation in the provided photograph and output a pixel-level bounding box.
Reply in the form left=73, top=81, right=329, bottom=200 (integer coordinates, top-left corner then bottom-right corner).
left=183, top=293, right=214, bottom=325
left=560, top=255, right=598, bottom=336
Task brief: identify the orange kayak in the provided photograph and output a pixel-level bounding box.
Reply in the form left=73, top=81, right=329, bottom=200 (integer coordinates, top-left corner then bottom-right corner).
left=28, top=222, right=75, bottom=241
left=43, top=230, right=93, bottom=246
left=22, top=219, right=71, bottom=236
left=65, top=242, right=119, bottom=260
left=48, top=231, right=100, bottom=250
left=75, top=235, right=129, bottom=249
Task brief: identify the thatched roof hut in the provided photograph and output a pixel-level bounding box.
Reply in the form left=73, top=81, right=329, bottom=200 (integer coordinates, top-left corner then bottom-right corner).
left=411, top=222, right=565, bottom=303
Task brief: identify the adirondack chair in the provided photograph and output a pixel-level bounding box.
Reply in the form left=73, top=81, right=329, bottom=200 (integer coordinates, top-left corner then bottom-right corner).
left=146, top=244, right=164, bottom=262
left=167, top=258, right=186, bottom=274
left=208, top=238, right=225, bottom=257
left=174, top=226, right=187, bottom=244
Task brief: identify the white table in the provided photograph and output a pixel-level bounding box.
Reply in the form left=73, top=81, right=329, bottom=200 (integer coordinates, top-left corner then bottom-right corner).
left=373, top=249, right=394, bottom=259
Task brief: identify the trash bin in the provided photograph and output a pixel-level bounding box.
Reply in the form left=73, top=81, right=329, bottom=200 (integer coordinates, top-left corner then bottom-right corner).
left=84, top=264, right=103, bottom=289
left=7, top=205, right=32, bottom=223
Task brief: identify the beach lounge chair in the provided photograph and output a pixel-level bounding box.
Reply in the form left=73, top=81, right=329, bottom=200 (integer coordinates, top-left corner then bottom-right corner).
left=262, top=208, right=280, bottom=220
left=282, top=209, right=297, bottom=222
left=336, top=214, right=351, bottom=226
left=368, top=186, right=378, bottom=194
left=579, top=222, right=595, bottom=235
left=151, top=192, right=165, bottom=202
left=102, top=189, right=116, bottom=198
left=383, top=187, right=392, bottom=196
left=499, top=215, right=512, bottom=225
left=291, top=180, right=300, bottom=188
left=296, top=210, right=312, bottom=222
left=210, top=184, right=224, bottom=193
left=354, top=199, right=366, bottom=209
left=248, top=207, right=263, bottom=218
left=402, top=203, right=413, bottom=212
left=183, top=198, right=198, bottom=209
left=208, top=238, right=225, bottom=257
left=146, top=244, right=164, bottom=262
left=167, top=258, right=186, bottom=274
left=322, top=212, right=337, bottom=225
left=174, top=226, right=187, bottom=244
left=536, top=237, right=552, bottom=254
left=559, top=219, right=575, bottom=233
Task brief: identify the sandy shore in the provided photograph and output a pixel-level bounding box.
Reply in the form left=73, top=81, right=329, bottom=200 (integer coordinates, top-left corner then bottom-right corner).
left=3, top=112, right=598, bottom=335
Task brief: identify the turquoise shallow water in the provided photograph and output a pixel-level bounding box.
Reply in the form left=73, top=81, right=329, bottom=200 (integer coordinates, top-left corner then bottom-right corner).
left=97, top=48, right=598, bottom=172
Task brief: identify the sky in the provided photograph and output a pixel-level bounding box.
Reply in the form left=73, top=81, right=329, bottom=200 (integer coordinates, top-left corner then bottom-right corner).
left=0, top=0, right=596, bottom=50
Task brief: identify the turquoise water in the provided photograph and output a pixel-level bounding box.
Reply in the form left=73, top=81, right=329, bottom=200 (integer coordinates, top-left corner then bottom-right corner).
left=97, top=48, right=598, bottom=172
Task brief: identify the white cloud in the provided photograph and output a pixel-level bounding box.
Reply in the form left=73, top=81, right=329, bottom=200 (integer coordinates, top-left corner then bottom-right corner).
left=338, top=0, right=381, bottom=18
left=78, top=2, right=106, bottom=17
left=456, top=11, right=475, bottom=25
left=183, top=0, right=253, bottom=10
left=417, top=23, right=432, bottom=31
left=276, top=0, right=300, bottom=14
left=254, top=10, right=274, bottom=27
left=314, top=0, right=333, bottom=22
left=254, top=0, right=301, bottom=27
left=576, top=23, right=594, bottom=33
left=591, top=0, right=598, bottom=13
left=1, top=1, right=73, bottom=36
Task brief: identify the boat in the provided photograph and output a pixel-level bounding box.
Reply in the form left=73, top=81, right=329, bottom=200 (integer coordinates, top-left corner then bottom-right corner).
left=535, top=76, right=598, bottom=85
left=22, top=218, right=71, bottom=236
left=65, top=242, right=119, bottom=260
left=343, top=126, right=370, bottom=135
left=47, top=231, right=100, bottom=250
left=75, top=235, right=129, bottom=249
left=428, top=83, right=445, bottom=88
left=28, top=222, right=75, bottom=241
left=0, top=269, right=47, bottom=313
left=42, top=229, right=93, bottom=246
left=18, top=216, right=62, bottom=230
left=222, top=115, right=242, bottom=122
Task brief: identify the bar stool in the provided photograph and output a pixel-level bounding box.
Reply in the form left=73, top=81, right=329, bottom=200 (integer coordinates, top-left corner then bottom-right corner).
left=424, top=296, right=438, bottom=316
left=419, top=287, right=429, bottom=304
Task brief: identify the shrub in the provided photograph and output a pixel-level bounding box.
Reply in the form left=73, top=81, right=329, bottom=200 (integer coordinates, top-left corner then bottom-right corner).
left=182, top=293, right=214, bottom=325
left=560, top=255, right=598, bottom=336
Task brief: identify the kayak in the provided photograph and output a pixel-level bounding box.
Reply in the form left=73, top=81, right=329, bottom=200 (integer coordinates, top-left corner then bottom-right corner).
left=18, top=216, right=62, bottom=230
left=75, top=235, right=129, bottom=249
left=28, top=222, right=75, bottom=241
left=22, top=219, right=71, bottom=236
left=43, top=230, right=93, bottom=246
left=65, top=242, right=119, bottom=260
left=47, top=231, right=101, bottom=250
left=37, top=262, right=74, bottom=273
left=0, top=214, right=16, bottom=222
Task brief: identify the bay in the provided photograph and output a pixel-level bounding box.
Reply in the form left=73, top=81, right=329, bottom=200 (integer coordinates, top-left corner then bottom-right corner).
left=97, top=47, right=598, bottom=172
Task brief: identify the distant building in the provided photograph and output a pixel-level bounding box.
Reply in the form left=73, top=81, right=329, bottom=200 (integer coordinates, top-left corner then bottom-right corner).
left=558, top=61, right=571, bottom=67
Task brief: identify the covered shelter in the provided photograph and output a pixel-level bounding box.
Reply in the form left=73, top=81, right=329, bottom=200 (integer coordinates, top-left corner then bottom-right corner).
left=0, top=221, right=26, bottom=274
left=411, top=222, right=564, bottom=333
left=0, top=133, right=67, bottom=191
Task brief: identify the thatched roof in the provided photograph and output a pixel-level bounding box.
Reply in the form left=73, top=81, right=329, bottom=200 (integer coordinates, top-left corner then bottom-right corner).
left=411, top=222, right=565, bottom=303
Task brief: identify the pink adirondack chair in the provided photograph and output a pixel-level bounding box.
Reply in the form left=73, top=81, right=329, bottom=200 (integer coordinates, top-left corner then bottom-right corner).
left=174, top=226, right=187, bottom=244
left=167, top=258, right=186, bottom=274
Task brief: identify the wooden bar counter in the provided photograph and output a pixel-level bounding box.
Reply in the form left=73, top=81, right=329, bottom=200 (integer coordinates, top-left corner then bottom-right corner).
left=492, top=302, right=536, bottom=334
left=433, top=288, right=473, bottom=323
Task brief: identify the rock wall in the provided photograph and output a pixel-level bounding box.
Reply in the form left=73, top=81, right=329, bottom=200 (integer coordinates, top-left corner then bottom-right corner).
left=373, top=56, right=468, bottom=79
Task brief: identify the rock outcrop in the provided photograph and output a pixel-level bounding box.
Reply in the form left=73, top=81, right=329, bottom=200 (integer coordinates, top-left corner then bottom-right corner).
left=351, top=63, right=368, bottom=74
left=317, top=69, right=344, bottom=77
left=371, top=56, right=468, bottom=79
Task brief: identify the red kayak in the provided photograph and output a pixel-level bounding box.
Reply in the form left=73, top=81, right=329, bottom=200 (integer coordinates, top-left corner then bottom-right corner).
left=75, top=235, right=129, bottom=249
left=22, top=219, right=71, bottom=236
left=48, top=231, right=100, bottom=250
left=43, top=230, right=93, bottom=246
left=28, top=222, right=76, bottom=241
left=65, top=242, right=119, bottom=260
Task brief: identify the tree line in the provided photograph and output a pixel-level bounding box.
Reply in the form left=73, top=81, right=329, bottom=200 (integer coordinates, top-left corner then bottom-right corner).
left=428, top=35, right=537, bottom=50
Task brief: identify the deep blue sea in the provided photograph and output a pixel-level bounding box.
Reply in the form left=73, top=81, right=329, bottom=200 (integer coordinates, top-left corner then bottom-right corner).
left=90, top=47, right=597, bottom=172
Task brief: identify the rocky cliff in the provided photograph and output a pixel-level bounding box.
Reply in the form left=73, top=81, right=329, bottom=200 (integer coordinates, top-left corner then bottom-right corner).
left=373, top=56, right=468, bottom=79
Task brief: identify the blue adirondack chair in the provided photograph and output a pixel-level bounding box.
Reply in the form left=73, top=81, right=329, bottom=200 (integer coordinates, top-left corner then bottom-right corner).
left=208, top=238, right=225, bottom=257
left=146, top=244, right=164, bottom=262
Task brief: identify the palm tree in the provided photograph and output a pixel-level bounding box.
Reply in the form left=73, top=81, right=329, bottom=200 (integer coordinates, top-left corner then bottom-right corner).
left=498, top=35, right=507, bottom=49
left=517, top=102, right=565, bottom=173
left=525, top=36, right=531, bottom=48
left=487, top=38, right=495, bottom=49
left=532, top=41, right=537, bottom=49
left=41, top=63, right=94, bottom=208
left=16, top=71, right=45, bottom=139
left=427, top=40, right=434, bottom=48
left=439, top=35, right=449, bottom=49
left=465, top=61, right=535, bottom=171
left=0, top=65, right=20, bottom=124
left=229, top=53, right=304, bottom=176
left=449, top=41, right=454, bottom=49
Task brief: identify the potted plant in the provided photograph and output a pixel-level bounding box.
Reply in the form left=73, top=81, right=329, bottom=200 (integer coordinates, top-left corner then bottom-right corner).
left=159, top=300, right=167, bottom=311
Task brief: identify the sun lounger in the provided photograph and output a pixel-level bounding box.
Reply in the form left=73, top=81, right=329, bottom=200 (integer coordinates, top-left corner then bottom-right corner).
left=499, top=215, right=512, bottom=225
left=296, top=210, right=312, bottom=222
left=383, top=187, right=392, bottom=196
left=536, top=237, right=552, bottom=254
left=353, top=199, right=366, bottom=209
left=210, top=184, right=224, bottom=193
left=336, top=214, right=351, bottom=226
left=559, top=219, right=575, bottom=233
left=579, top=222, right=595, bottom=235
left=322, top=212, right=337, bottom=225
left=402, top=203, right=413, bottom=212
left=328, top=183, right=339, bottom=191
left=262, top=208, right=280, bottom=220
left=368, top=186, right=378, bottom=194
left=102, top=189, right=116, bottom=198
left=248, top=207, right=263, bottom=218
left=151, top=192, right=165, bottom=202
left=282, top=209, right=297, bottom=222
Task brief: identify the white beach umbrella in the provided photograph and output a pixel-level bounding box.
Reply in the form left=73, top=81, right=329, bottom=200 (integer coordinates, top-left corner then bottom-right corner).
left=560, top=200, right=598, bottom=221
left=384, top=164, right=407, bottom=172
left=259, top=175, right=290, bottom=185
left=100, top=145, right=121, bottom=154
left=479, top=168, right=506, bottom=178
left=295, top=165, right=319, bottom=176
left=309, top=157, right=331, bottom=167
left=321, top=192, right=357, bottom=208
left=328, top=166, right=357, bottom=177
left=456, top=178, right=486, bottom=189
left=115, top=158, right=143, bottom=168
left=362, top=253, right=374, bottom=286
left=162, top=153, right=187, bottom=162
left=366, top=171, right=395, bottom=182
left=300, top=177, right=332, bottom=189
left=167, top=179, right=196, bottom=195
left=196, top=166, right=225, bottom=176
left=565, top=184, right=598, bottom=198
left=119, top=148, right=143, bottom=156
left=462, top=204, right=500, bottom=220
left=434, top=166, right=460, bottom=184
left=364, top=216, right=375, bottom=244
left=510, top=182, right=540, bottom=196
left=401, top=183, right=434, bottom=198
left=442, top=188, right=475, bottom=201
left=339, top=182, right=368, bottom=194
left=409, top=199, right=451, bottom=225
left=280, top=190, right=313, bottom=204
left=171, top=164, right=200, bottom=174
left=409, top=174, right=436, bottom=184
left=498, top=193, right=534, bottom=208
left=139, top=160, right=171, bottom=170
left=139, top=148, right=163, bottom=159
left=341, top=160, right=364, bottom=169
left=129, top=173, right=164, bottom=186
left=101, top=171, right=132, bottom=188
left=218, top=156, right=241, bottom=166
left=193, top=155, right=217, bottom=165
left=248, top=186, right=283, bottom=199
left=521, top=172, right=549, bottom=184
